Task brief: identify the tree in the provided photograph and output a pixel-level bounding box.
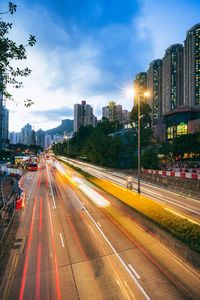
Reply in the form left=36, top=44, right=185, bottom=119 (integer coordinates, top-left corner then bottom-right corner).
left=130, top=102, right=152, bottom=129
left=0, top=2, right=36, bottom=106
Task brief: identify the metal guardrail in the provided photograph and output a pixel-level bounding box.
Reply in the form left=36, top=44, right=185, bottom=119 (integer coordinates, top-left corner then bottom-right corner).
left=0, top=166, right=22, bottom=176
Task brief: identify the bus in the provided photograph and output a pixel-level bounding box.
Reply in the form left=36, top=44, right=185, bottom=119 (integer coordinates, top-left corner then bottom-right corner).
left=28, top=162, right=38, bottom=171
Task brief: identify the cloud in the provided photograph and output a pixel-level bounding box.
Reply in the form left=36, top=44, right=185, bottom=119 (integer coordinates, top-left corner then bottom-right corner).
left=6, top=4, right=139, bottom=131
left=31, top=107, right=73, bottom=120
left=6, top=0, right=200, bottom=133
left=135, top=0, right=200, bottom=60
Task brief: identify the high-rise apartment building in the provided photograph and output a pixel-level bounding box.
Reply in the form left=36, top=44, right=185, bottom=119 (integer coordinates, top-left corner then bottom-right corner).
left=147, top=59, right=162, bottom=124
left=184, top=23, right=200, bottom=107
left=0, top=74, right=9, bottom=149
left=102, top=101, right=123, bottom=123
left=9, top=132, right=21, bottom=144
left=20, top=123, right=35, bottom=145
left=53, top=134, right=64, bottom=144
left=45, top=134, right=52, bottom=149
left=36, top=129, right=45, bottom=149
left=122, top=110, right=130, bottom=124
left=133, top=72, right=147, bottom=105
left=74, top=100, right=96, bottom=132
left=162, top=44, right=183, bottom=115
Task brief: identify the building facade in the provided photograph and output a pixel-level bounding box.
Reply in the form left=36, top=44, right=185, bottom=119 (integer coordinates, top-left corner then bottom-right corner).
left=162, top=44, right=184, bottom=115
left=45, top=134, right=52, bottom=149
left=9, top=132, right=21, bottom=144
left=164, top=106, right=200, bottom=140
left=53, top=134, right=64, bottom=144
left=20, top=123, right=35, bottom=145
left=36, top=129, right=45, bottom=149
left=184, top=23, right=200, bottom=107
left=0, top=74, right=9, bottom=149
left=147, top=59, right=162, bottom=125
left=102, top=101, right=123, bottom=123
left=74, top=100, right=96, bottom=133
left=133, top=72, right=147, bottom=105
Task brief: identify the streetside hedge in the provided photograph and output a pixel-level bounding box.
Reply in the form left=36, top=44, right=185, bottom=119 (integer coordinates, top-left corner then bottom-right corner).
left=59, top=159, right=200, bottom=253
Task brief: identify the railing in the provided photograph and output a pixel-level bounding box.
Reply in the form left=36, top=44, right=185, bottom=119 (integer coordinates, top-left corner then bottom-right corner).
left=143, top=169, right=200, bottom=180
left=0, top=166, right=22, bottom=176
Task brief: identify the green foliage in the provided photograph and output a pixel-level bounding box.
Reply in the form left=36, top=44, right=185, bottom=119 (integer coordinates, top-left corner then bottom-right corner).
left=130, top=102, right=152, bottom=128
left=141, top=148, right=159, bottom=169
left=0, top=2, right=36, bottom=105
left=159, top=132, right=200, bottom=161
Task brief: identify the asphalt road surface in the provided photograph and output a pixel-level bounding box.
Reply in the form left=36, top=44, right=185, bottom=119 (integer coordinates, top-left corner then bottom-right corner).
left=0, top=158, right=200, bottom=299
left=62, top=157, right=200, bottom=223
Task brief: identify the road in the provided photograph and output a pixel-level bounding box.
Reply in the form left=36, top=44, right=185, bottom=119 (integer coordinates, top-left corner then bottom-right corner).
left=61, top=157, right=200, bottom=223
left=0, top=158, right=199, bottom=299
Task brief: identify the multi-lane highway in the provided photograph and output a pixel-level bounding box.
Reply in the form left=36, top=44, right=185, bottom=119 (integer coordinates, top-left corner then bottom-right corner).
left=0, top=158, right=200, bottom=299
left=61, top=157, right=200, bottom=223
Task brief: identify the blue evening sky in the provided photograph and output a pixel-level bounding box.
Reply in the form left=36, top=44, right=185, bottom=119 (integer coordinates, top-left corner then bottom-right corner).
left=2, top=0, right=200, bottom=131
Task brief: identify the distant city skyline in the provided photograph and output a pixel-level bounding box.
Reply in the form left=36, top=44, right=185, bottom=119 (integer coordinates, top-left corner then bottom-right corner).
left=2, top=0, right=200, bottom=132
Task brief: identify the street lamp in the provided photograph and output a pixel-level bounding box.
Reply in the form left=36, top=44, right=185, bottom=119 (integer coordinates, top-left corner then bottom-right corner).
left=137, top=90, right=150, bottom=194
left=124, top=84, right=150, bottom=194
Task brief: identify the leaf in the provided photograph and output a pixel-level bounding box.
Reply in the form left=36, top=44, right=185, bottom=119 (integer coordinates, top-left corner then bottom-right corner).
left=24, top=99, right=35, bottom=107
left=9, top=2, right=17, bottom=14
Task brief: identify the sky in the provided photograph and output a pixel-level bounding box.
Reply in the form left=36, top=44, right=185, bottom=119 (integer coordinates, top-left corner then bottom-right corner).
left=1, top=0, right=200, bottom=132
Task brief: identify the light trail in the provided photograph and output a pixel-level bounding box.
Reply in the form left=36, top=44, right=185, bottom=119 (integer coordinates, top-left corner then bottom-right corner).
left=71, top=190, right=151, bottom=300
left=47, top=194, right=61, bottom=300
left=46, top=164, right=57, bottom=209
left=19, top=196, right=37, bottom=300
left=62, top=158, right=200, bottom=220
left=35, top=242, right=42, bottom=300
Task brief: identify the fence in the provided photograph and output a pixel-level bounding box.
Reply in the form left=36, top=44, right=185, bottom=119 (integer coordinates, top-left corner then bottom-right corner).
left=144, top=169, right=200, bottom=180
left=0, top=166, right=22, bottom=177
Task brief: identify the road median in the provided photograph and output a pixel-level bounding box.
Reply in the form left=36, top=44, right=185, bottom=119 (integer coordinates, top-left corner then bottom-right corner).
left=59, top=159, right=200, bottom=269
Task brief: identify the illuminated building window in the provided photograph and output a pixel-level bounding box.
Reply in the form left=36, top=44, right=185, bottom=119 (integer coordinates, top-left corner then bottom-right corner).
left=167, top=127, right=174, bottom=140
left=176, top=123, right=188, bottom=136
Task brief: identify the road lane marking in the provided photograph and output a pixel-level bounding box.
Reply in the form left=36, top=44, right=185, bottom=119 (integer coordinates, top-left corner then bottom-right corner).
left=59, top=233, right=65, bottom=247
left=97, top=222, right=101, bottom=227
left=46, top=165, right=57, bottom=209
left=47, top=199, right=61, bottom=300
left=71, top=191, right=151, bottom=300
left=128, top=264, right=141, bottom=279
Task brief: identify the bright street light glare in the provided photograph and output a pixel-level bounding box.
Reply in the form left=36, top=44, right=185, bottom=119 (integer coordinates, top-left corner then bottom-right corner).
left=144, top=91, right=150, bottom=98
left=123, top=86, right=135, bottom=99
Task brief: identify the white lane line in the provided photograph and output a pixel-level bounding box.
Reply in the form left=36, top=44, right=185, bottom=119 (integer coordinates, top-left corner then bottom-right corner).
left=46, top=165, right=57, bottom=209
left=128, top=264, right=141, bottom=280
left=97, top=222, right=101, bottom=227
left=71, top=190, right=151, bottom=300
left=59, top=233, right=65, bottom=247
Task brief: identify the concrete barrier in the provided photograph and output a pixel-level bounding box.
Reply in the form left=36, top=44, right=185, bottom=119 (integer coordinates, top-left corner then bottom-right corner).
left=140, top=172, right=200, bottom=200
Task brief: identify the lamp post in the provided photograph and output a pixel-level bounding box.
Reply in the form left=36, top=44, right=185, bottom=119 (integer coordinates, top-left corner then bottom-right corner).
left=124, top=85, right=149, bottom=194
left=137, top=91, right=150, bottom=194
left=137, top=93, right=141, bottom=194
